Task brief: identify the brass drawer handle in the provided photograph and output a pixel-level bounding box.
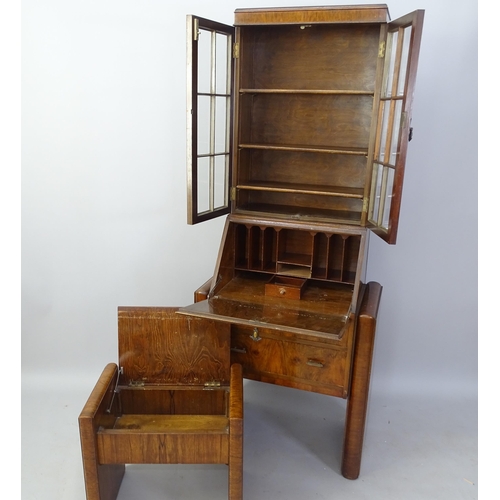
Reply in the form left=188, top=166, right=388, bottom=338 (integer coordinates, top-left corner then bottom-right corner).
left=306, top=359, right=324, bottom=368
left=231, top=347, right=247, bottom=354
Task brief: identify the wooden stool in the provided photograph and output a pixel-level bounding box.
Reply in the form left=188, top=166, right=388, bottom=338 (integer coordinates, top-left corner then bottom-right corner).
left=79, top=307, right=243, bottom=500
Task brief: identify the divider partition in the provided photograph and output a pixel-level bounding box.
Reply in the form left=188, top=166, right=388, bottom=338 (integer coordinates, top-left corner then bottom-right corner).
left=233, top=223, right=360, bottom=286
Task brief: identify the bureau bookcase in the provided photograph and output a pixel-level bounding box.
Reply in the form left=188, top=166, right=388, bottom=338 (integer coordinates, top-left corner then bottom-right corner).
left=181, top=4, right=424, bottom=479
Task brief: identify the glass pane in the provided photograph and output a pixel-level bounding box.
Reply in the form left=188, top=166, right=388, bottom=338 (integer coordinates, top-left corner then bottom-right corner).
left=216, top=33, right=229, bottom=95
left=377, top=101, right=390, bottom=163
left=382, top=167, right=395, bottom=229
left=197, top=157, right=210, bottom=214
left=197, top=28, right=212, bottom=95
left=389, top=99, right=403, bottom=164
left=215, top=96, right=228, bottom=154
left=214, top=154, right=228, bottom=209
left=397, top=26, right=412, bottom=97
left=370, top=163, right=383, bottom=223
left=197, top=95, right=211, bottom=155
left=383, top=31, right=398, bottom=98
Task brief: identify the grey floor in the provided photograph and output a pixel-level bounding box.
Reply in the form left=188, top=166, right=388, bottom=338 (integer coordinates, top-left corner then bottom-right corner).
left=22, top=373, right=477, bottom=500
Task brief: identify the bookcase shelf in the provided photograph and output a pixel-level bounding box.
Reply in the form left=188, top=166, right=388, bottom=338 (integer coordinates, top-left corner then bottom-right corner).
left=240, top=88, right=375, bottom=96
left=236, top=182, right=364, bottom=199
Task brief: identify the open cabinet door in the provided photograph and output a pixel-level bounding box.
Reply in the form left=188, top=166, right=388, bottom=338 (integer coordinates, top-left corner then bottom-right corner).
left=368, top=10, right=424, bottom=244
left=187, top=16, right=235, bottom=224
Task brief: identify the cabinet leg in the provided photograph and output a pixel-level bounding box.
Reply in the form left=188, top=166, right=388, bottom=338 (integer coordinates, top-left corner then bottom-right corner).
left=341, top=282, right=382, bottom=480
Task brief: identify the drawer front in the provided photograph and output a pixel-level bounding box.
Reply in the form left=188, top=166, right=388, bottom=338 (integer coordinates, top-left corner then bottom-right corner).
left=230, top=326, right=351, bottom=397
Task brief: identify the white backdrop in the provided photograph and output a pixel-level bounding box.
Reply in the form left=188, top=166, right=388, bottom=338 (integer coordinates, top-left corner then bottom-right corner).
left=21, top=0, right=477, bottom=400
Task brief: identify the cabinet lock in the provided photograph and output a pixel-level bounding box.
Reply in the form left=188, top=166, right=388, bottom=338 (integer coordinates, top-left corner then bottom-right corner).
left=250, top=328, right=262, bottom=342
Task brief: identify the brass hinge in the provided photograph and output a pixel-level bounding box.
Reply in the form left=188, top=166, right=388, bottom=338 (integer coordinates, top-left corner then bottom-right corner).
left=233, top=42, right=239, bottom=59
left=344, top=304, right=353, bottom=322
left=193, top=18, right=199, bottom=41
left=230, top=186, right=237, bottom=201
left=129, top=380, right=145, bottom=387
left=401, top=111, right=409, bottom=130
left=204, top=381, right=221, bottom=389
left=362, top=197, right=369, bottom=213
left=378, top=41, right=386, bottom=58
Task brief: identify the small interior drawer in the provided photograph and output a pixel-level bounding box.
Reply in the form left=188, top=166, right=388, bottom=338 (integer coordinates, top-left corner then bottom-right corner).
left=265, top=275, right=306, bottom=299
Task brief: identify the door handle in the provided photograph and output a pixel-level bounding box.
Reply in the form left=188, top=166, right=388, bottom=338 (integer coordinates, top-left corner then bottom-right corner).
left=306, top=359, right=324, bottom=368
left=231, top=347, right=247, bottom=354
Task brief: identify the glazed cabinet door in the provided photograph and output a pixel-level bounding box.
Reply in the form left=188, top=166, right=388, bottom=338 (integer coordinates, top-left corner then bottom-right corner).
left=187, top=16, right=235, bottom=224
left=368, top=10, right=424, bottom=243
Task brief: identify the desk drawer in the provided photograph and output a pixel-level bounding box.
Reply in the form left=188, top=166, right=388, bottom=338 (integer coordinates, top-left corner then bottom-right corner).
left=230, top=326, right=350, bottom=397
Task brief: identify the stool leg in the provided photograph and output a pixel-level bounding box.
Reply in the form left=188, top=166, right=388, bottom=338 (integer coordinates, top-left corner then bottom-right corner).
left=79, top=416, right=125, bottom=500
left=341, top=282, right=382, bottom=479
left=79, top=364, right=125, bottom=500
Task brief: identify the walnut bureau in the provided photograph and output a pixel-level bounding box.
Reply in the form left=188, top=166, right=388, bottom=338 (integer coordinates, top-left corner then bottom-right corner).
left=181, top=3, right=424, bottom=480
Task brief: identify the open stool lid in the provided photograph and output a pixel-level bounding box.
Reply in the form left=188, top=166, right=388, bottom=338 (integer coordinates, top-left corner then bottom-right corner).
left=117, top=307, right=231, bottom=387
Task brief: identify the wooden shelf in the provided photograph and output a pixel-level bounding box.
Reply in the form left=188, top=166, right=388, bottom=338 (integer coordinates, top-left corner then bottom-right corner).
left=238, top=143, right=369, bottom=156
left=240, top=88, right=375, bottom=95
left=278, top=252, right=312, bottom=266
left=234, top=204, right=363, bottom=225
left=277, top=263, right=312, bottom=278
left=236, top=182, right=364, bottom=199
